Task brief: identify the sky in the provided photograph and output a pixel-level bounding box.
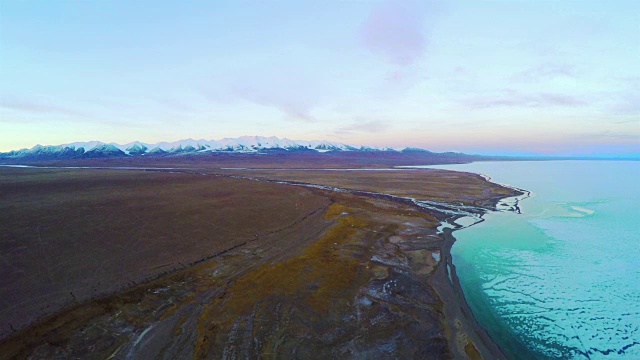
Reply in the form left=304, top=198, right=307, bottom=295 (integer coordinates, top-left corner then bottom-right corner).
left=1, top=0, right=638, bottom=156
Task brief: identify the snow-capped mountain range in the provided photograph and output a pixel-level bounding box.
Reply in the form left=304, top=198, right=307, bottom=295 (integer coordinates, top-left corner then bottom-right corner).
left=0, top=136, right=409, bottom=160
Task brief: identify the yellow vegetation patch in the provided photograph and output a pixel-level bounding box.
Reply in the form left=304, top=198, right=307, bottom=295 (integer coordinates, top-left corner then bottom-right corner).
left=323, top=202, right=348, bottom=220
left=195, top=206, right=369, bottom=358
left=465, top=340, right=482, bottom=360
left=222, top=214, right=364, bottom=315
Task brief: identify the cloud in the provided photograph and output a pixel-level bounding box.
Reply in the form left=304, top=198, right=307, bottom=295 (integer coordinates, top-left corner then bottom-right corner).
left=335, top=119, right=389, bottom=134
left=154, top=97, right=194, bottom=112
left=384, top=69, right=428, bottom=91
left=511, top=63, right=577, bottom=82
left=232, top=85, right=317, bottom=122
left=578, top=130, right=639, bottom=140
left=199, top=66, right=323, bottom=122
left=607, top=77, right=640, bottom=116
left=361, top=0, right=428, bottom=66
left=0, top=98, right=84, bottom=117
left=0, top=97, right=150, bottom=127
left=610, top=93, right=640, bottom=117
left=464, top=89, right=587, bottom=109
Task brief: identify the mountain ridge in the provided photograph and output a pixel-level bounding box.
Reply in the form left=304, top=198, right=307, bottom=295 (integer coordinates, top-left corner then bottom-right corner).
left=0, top=136, right=412, bottom=160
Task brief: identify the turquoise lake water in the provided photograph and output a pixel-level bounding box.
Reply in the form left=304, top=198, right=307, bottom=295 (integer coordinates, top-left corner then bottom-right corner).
left=425, top=161, right=640, bottom=359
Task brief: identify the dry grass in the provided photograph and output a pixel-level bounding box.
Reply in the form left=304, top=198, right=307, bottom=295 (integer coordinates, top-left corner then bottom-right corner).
left=0, top=164, right=513, bottom=359
left=0, top=168, right=329, bottom=339
left=465, top=340, right=483, bottom=360
left=221, top=168, right=518, bottom=207
left=194, top=203, right=369, bottom=357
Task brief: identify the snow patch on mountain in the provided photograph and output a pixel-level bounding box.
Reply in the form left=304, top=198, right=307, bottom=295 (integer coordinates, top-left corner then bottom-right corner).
left=60, top=136, right=366, bottom=155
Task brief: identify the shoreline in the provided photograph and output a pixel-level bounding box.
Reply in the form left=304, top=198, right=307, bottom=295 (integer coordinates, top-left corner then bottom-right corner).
left=173, top=168, right=526, bottom=358
left=421, top=168, right=529, bottom=359
left=212, top=158, right=524, bottom=360
left=432, top=227, right=508, bottom=359
left=407, top=167, right=527, bottom=358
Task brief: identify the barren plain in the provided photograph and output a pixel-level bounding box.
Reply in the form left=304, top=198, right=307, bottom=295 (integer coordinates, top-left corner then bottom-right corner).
left=0, top=158, right=521, bottom=359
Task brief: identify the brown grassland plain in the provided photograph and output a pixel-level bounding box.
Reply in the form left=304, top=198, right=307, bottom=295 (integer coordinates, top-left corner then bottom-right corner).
left=0, top=164, right=518, bottom=359
left=218, top=168, right=514, bottom=208
left=0, top=168, right=329, bottom=340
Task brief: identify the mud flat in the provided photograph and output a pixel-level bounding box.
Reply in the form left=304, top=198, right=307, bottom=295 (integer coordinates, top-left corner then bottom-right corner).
left=0, top=165, right=521, bottom=359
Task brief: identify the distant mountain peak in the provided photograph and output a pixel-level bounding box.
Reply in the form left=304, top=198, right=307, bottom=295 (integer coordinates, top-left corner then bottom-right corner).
left=402, top=147, right=433, bottom=154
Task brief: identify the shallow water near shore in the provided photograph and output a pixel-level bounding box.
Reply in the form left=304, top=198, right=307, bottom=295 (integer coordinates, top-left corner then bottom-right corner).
left=421, top=161, right=640, bottom=359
